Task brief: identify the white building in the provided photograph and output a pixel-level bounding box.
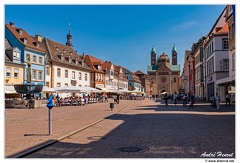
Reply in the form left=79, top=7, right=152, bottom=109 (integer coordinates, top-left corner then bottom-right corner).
left=204, top=6, right=229, bottom=102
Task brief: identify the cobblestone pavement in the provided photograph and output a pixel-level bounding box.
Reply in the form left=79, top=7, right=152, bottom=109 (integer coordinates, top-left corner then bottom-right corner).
left=5, top=98, right=131, bottom=158
left=14, top=98, right=235, bottom=159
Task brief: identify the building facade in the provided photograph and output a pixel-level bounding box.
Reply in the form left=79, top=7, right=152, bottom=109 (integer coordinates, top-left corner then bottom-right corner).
left=204, top=7, right=229, bottom=102
left=147, top=45, right=180, bottom=96
left=5, top=22, right=46, bottom=86
left=84, top=55, right=106, bottom=89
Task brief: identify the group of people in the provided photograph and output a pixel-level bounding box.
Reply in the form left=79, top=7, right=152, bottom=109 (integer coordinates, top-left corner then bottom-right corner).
left=182, top=93, right=195, bottom=109
left=210, top=92, right=227, bottom=110
left=113, top=94, right=120, bottom=104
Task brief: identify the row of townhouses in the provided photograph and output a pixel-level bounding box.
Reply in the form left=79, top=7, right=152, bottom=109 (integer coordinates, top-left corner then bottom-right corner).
left=180, top=5, right=235, bottom=103
left=5, top=22, right=147, bottom=98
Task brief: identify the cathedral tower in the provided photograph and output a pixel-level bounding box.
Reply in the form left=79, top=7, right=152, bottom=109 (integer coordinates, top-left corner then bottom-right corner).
left=172, top=44, right=177, bottom=65
left=151, top=45, right=157, bottom=66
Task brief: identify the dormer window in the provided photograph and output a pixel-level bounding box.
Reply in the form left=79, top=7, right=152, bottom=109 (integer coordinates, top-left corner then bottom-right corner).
left=68, top=56, right=71, bottom=63
left=33, top=41, right=39, bottom=48
left=65, top=56, right=69, bottom=62
left=55, top=46, right=59, bottom=50
left=98, top=64, right=101, bottom=70
left=78, top=60, right=82, bottom=66
left=16, top=28, right=22, bottom=35
left=20, top=37, right=27, bottom=44
left=56, top=52, right=61, bottom=60
left=72, top=59, right=76, bottom=64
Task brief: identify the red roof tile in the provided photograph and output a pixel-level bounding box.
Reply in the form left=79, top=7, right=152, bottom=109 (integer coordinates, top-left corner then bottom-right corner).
left=5, top=24, right=46, bottom=53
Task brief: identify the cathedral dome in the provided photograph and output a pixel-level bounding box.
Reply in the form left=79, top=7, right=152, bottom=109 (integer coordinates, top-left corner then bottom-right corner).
left=158, top=52, right=170, bottom=62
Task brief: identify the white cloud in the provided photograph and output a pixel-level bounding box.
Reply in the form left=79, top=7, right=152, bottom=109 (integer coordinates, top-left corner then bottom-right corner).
left=170, top=21, right=197, bottom=32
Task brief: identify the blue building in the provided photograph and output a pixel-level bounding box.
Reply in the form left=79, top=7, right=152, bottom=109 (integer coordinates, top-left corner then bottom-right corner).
left=122, top=67, right=142, bottom=92
left=5, top=22, right=46, bottom=86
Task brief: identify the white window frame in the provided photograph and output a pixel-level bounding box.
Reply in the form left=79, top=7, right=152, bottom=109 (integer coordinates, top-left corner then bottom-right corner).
left=32, top=69, right=37, bottom=80
left=222, top=38, right=228, bottom=50
left=79, top=72, right=82, bottom=80
left=14, top=68, right=19, bottom=78
left=33, top=55, right=37, bottom=63
left=72, top=71, right=75, bottom=79
left=38, top=70, right=43, bottom=81
left=39, top=57, right=43, bottom=65
left=6, top=67, right=11, bottom=78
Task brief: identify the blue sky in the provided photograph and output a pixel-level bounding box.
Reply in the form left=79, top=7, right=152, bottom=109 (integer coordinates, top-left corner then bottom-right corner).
left=4, top=4, right=226, bottom=73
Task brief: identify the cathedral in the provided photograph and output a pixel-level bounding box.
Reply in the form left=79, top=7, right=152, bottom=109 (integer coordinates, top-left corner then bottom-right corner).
left=147, top=45, right=180, bottom=96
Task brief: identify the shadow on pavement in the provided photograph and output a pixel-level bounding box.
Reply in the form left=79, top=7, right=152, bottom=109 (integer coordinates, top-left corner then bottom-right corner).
left=18, top=107, right=235, bottom=158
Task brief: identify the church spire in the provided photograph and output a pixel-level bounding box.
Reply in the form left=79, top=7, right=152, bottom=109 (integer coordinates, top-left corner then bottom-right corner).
left=151, top=45, right=157, bottom=54
left=172, top=44, right=177, bottom=53
left=66, top=23, right=73, bottom=47
left=172, top=44, right=177, bottom=65
left=150, top=45, right=157, bottom=66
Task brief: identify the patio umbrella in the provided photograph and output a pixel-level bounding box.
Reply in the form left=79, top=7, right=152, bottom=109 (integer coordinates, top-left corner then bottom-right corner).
left=54, top=86, right=83, bottom=93
left=41, top=86, right=56, bottom=93
left=81, top=86, right=102, bottom=93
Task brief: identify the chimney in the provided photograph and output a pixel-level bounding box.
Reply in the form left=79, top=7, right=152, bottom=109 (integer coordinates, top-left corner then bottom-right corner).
left=35, top=34, right=42, bottom=42
left=9, top=22, right=15, bottom=27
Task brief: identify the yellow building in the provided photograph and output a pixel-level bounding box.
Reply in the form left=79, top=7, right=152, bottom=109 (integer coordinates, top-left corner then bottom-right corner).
left=5, top=39, right=25, bottom=98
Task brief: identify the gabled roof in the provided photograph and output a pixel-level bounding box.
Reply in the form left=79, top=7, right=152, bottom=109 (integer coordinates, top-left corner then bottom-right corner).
left=207, top=6, right=227, bottom=37
left=134, top=70, right=145, bottom=75
left=132, top=74, right=141, bottom=83
left=5, top=23, right=46, bottom=53
left=84, top=55, right=105, bottom=73
left=215, top=23, right=228, bottom=34
left=44, top=37, right=92, bottom=71
left=101, top=61, right=113, bottom=70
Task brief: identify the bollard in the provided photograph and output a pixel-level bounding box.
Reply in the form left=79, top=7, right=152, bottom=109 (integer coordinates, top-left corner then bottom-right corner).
left=110, top=103, right=114, bottom=111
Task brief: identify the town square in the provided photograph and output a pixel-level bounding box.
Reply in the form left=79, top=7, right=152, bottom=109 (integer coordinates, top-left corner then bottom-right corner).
left=3, top=3, right=236, bottom=162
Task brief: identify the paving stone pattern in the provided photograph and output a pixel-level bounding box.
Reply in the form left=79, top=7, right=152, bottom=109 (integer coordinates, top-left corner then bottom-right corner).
left=5, top=99, right=235, bottom=158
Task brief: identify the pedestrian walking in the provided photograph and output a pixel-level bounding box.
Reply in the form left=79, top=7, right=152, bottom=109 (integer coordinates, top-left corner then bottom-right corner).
left=215, top=93, right=221, bottom=110
left=188, top=93, right=195, bottom=109
left=164, top=93, right=168, bottom=106
left=174, top=92, right=178, bottom=106
left=116, top=94, right=120, bottom=104
left=114, top=95, right=117, bottom=103
left=188, top=100, right=193, bottom=109
left=183, top=94, right=187, bottom=106
left=225, top=93, right=230, bottom=106
left=105, top=94, right=108, bottom=102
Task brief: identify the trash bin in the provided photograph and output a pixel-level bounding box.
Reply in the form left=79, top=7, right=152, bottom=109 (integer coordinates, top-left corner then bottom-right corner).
left=110, top=103, right=114, bottom=110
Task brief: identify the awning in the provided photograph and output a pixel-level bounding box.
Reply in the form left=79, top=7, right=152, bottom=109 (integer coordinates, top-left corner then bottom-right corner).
left=5, top=85, right=17, bottom=94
